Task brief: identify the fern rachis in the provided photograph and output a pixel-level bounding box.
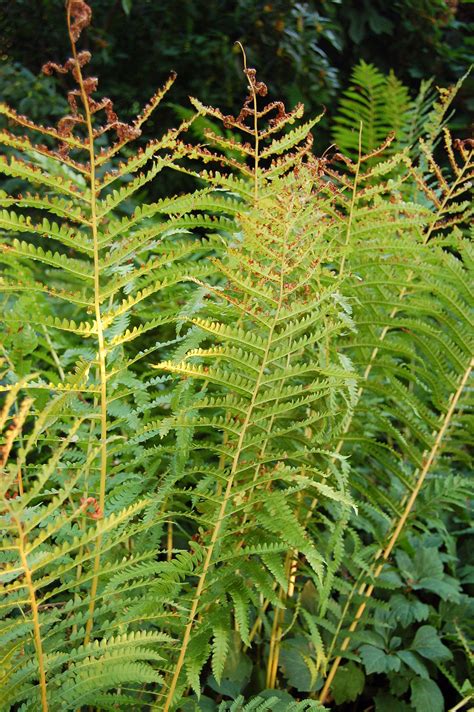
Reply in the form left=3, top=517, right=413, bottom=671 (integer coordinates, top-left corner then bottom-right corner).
left=0, top=1, right=234, bottom=708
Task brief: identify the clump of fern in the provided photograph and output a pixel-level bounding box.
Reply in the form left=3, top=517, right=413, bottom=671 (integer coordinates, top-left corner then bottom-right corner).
left=289, top=81, right=473, bottom=706
left=114, top=56, right=356, bottom=709
left=1, top=5, right=472, bottom=711
left=183, top=56, right=473, bottom=707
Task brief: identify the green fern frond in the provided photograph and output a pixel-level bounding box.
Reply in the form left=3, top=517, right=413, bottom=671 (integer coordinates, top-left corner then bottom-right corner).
left=332, top=60, right=411, bottom=159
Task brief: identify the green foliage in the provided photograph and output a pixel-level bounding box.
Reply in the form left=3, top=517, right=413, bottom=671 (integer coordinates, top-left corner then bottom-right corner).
left=331, top=58, right=466, bottom=162
left=2, top=0, right=472, bottom=150
left=0, top=2, right=473, bottom=711
left=330, top=662, right=365, bottom=705
left=332, top=60, right=412, bottom=157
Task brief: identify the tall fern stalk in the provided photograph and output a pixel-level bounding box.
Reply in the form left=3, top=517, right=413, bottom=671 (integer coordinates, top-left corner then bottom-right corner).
left=64, top=1, right=109, bottom=645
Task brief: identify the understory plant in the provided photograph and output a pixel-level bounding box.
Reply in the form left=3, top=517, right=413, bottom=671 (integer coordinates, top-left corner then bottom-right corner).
left=0, top=2, right=472, bottom=711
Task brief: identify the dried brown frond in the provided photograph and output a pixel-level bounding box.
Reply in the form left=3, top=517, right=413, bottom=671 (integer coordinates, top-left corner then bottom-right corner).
left=68, top=0, right=92, bottom=42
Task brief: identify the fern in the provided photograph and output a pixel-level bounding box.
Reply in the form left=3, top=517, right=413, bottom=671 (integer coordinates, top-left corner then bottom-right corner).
left=331, top=59, right=466, bottom=164
left=1, top=6, right=472, bottom=711
left=0, top=1, right=234, bottom=709
left=332, top=60, right=412, bottom=159
left=155, top=167, right=357, bottom=710
left=316, top=111, right=473, bottom=703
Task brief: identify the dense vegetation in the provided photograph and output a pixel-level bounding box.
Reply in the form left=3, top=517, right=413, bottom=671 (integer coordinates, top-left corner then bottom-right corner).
left=0, top=2, right=472, bottom=711
left=1, top=0, right=473, bottom=143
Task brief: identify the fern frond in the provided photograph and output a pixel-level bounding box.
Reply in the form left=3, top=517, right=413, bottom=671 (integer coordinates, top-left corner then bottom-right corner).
left=332, top=60, right=411, bottom=159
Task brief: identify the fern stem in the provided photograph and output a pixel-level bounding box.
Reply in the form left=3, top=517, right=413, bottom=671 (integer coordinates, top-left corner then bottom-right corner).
left=166, top=518, right=173, bottom=562
left=319, top=356, right=473, bottom=703
left=65, top=2, right=108, bottom=646
left=236, top=42, right=259, bottom=200
left=72, top=416, right=97, bottom=639
left=15, top=513, right=48, bottom=711
left=323, top=569, right=365, bottom=667
left=266, top=606, right=283, bottom=689
left=447, top=697, right=474, bottom=712
left=266, top=549, right=294, bottom=688
left=252, top=89, right=259, bottom=202
left=41, top=325, right=65, bottom=381
left=236, top=350, right=292, bottom=548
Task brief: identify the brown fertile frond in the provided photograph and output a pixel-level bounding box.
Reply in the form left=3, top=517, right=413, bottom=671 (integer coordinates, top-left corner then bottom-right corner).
left=190, top=98, right=304, bottom=139
left=410, top=130, right=473, bottom=233
left=12, top=0, right=177, bottom=163
left=97, top=72, right=179, bottom=165
left=0, top=103, right=86, bottom=150
left=0, top=129, right=89, bottom=174
left=40, top=2, right=141, bottom=157
left=188, top=58, right=320, bottom=200
left=194, top=70, right=305, bottom=141
left=191, top=65, right=296, bottom=133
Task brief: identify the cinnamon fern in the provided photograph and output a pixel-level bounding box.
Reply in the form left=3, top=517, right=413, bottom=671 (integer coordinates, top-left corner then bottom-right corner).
left=0, top=3, right=472, bottom=711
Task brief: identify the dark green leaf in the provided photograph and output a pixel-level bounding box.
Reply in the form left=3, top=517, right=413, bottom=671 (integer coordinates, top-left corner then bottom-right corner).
left=388, top=593, right=430, bottom=627
left=331, top=662, right=365, bottom=704
left=411, top=678, right=444, bottom=712
left=279, top=638, right=319, bottom=692
left=396, top=650, right=429, bottom=679
left=359, top=645, right=400, bottom=675
left=410, top=626, right=452, bottom=662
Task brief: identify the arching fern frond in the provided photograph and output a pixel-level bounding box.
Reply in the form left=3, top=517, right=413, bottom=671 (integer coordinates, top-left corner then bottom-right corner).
left=316, top=107, right=473, bottom=706
left=0, top=1, right=237, bottom=709
left=154, top=158, right=357, bottom=708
